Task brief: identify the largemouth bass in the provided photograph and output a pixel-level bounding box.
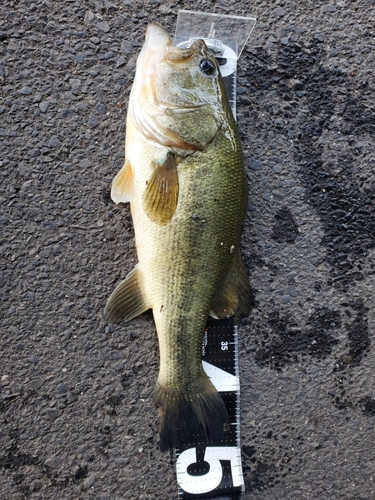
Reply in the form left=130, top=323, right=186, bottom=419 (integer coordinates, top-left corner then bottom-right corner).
left=105, top=22, right=252, bottom=451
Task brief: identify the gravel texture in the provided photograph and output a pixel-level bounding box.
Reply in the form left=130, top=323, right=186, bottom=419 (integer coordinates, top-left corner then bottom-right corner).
left=1, top=1, right=374, bottom=499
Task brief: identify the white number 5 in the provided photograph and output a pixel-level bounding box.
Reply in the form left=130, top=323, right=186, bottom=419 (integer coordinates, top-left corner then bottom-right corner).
left=176, top=446, right=243, bottom=494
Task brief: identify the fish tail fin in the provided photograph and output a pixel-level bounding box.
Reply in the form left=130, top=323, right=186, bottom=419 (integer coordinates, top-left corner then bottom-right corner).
left=153, top=374, right=230, bottom=451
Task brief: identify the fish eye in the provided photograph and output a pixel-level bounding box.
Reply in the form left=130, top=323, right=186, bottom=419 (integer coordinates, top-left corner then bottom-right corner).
left=199, top=58, right=216, bottom=76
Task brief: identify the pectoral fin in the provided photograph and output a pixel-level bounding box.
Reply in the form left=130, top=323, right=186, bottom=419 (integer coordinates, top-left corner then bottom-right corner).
left=142, top=153, right=178, bottom=225
left=104, top=265, right=150, bottom=323
left=111, top=160, right=134, bottom=204
left=210, top=247, right=253, bottom=319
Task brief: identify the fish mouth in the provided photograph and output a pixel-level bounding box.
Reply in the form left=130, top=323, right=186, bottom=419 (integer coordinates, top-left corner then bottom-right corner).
left=166, top=39, right=207, bottom=63
left=143, top=22, right=207, bottom=61
left=140, top=27, right=207, bottom=112
left=144, top=22, right=173, bottom=51
left=134, top=23, right=173, bottom=86
left=141, top=23, right=209, bottom=102
left=130, top=23, right=219, bottom=150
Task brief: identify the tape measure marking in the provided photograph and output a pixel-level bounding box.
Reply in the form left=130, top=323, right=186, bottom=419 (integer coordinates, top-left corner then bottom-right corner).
left=174, top=34, right=244, bottom=499
left=176, top=318, right=245, bottom=499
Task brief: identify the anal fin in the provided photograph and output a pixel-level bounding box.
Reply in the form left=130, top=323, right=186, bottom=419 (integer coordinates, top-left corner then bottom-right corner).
left=210, top=246, right=253, bottom=319
left=142, top=153, right=178, bottom=225
left=104, top=265, right=150, bottom=323
left=111, top=159, right=134, bottom=204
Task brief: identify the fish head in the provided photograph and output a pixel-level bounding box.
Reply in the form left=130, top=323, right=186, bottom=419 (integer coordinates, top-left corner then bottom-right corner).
left=129, top=22, right=230, bottom=151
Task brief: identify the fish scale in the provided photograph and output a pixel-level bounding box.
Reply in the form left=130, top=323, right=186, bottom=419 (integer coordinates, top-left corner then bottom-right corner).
left=136, top=133, right=245, bottom=385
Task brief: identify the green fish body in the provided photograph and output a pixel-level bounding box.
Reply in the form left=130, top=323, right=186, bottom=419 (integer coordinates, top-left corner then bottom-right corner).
left=105, top=22, right=252, bottom=450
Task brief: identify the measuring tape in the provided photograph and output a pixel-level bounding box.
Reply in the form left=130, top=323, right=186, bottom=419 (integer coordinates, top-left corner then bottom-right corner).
left=174, top=41, right=244, bottom=500
left=176, top=319, right=244, bottom=499
left=174, top=12, right=256, bottom=498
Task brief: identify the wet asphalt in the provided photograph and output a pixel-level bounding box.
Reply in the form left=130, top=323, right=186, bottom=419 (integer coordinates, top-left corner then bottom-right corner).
left=1, top=1, right=374, bottom=499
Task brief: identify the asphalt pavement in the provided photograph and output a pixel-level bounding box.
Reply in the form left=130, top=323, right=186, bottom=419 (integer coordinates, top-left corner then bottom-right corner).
left=1, top=1, right=374, bottom=499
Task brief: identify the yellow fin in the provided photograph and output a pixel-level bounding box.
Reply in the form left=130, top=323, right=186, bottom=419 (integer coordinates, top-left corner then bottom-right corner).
left=142, top=154, right=178, bottom=225
left=111, top=160, right=134, bottom=204
left=210, top=247, right=253, bottom=319
left=104, top=265, right=150, bottom=323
